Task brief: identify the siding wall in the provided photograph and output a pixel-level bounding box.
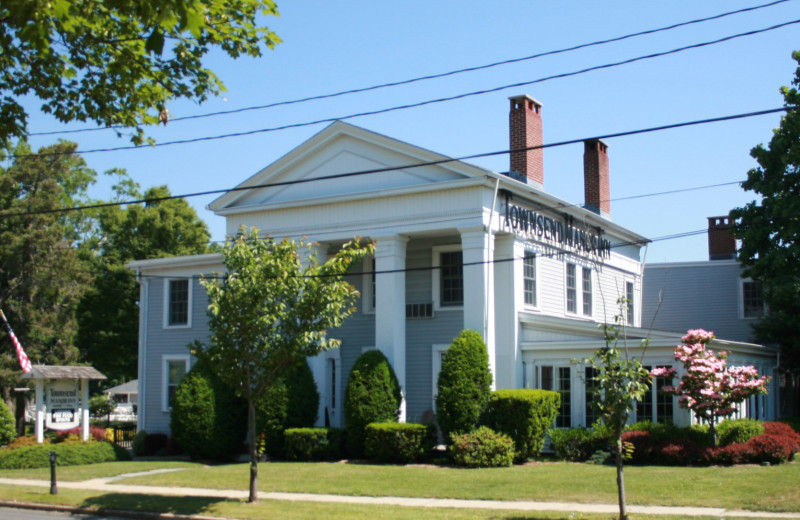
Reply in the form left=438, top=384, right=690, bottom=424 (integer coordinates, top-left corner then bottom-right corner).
left=642, top=261, right=756, bottom=343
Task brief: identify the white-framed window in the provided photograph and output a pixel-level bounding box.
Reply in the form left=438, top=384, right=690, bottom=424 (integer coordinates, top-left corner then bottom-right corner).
left=361, top=257, right=376, bottom=314
left=626, top=281, right=635, bottom=325
left=584, top=366, right=600, bottom=426
left=566, top=263, right=577, bottom=314
left=164, top=278, right=192, bottom=328
left=539, top=365, right=572, bottom=428
left=523, top=251, right=537, bottom=307
left=432, top=245, right=463, bottom=309
left=162, top=355, right=190, bottom=411
left=741, top=279, right=766, bottom=319
left=582, top=267, right=593, bottom=317
left=431, top=343, right=449, bottom=409
left=636, top=365, right=674, bottom=424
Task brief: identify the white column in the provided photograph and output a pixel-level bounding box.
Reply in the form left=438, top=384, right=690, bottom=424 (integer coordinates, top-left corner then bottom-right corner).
left=35, top=380, right=44, bottom=444
left=81, top=379, right=90, bottom=441
left=459, top=226, right=496, bottom=389
left=493, top=234, right=525, bottom=389
left=374, top=234, right=408, bottom=422
left=299, top=242, right=330, bottom=427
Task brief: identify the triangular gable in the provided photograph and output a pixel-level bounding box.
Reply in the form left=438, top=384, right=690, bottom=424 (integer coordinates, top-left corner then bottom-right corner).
left=209, top=121, right=490, bottom=213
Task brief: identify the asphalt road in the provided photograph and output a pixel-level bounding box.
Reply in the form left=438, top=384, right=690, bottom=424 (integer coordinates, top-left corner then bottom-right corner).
left=0, top=506, right=131, bottom=520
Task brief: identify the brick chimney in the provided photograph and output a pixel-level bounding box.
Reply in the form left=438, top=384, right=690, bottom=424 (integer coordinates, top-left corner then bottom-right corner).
left=708, top=216, right=736, bottom=260
left=509, top=95, right=543, bottom=187
left=583, top=138, right=610, bottom=217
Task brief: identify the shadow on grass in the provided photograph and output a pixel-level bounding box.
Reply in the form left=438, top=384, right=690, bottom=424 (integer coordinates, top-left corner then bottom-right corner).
left=81, top=492, right=234, bottom=516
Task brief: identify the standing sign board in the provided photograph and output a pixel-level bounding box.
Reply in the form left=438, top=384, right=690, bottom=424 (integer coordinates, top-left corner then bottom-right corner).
left=45, top=380, right=81, bottom=430
left=21, top=365, right=106, bottom=443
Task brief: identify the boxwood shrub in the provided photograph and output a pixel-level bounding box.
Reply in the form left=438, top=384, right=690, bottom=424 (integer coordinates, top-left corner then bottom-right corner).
left=435, top=331, right=492, bottom=442
left=284, top=427, right=343, bottom=461
left=344, top=350, right=401, bottom=457
left=0, top=441, right=131, bottom=469
left=482, top=389, right=559, bottom=461
left=449, top=426, right=514, bottom=468
left=549, top=426, right=606, bottom=462
left=0, top=400, right=15, bottom=446
left=717, top=418, right=764, bottom=447
left=364, top=422, right=436, bottom=464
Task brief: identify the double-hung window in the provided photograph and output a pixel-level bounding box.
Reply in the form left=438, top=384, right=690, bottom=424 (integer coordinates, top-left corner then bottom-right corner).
left=742, top=280, right=765, bottom=318
left=162, top=355, right=189, bottom=411
left=582, top=267, right=592, bottom=317
left=440, top=251, right=464, bottom=307
left=626, top=281, right=635, bottom=325
left=523, top=252, right=537, bottom=306
left=166, top=279, right=191, bottom=327
left=566, top=264, right=577, bottom=314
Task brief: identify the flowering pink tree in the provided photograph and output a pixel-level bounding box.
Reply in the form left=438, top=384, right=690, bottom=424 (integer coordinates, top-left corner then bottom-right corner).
left=651, top=329, right=771, bottom=446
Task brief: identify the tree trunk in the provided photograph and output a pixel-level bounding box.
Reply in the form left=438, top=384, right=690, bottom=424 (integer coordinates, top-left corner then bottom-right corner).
left=248, top=398, right=258, bottom=503
left=710, top=419, right=718, bottom=448
left=615, top=436, right=628, bottom=520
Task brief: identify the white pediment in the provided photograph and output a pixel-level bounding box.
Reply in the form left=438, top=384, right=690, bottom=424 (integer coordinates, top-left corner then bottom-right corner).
left=209, top=121, right=488, bottom=213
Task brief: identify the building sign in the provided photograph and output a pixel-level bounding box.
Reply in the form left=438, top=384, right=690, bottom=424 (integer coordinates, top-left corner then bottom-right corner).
left=501, top=192, right=611, bottom=258
left=45, top=381, right=80, bottom=430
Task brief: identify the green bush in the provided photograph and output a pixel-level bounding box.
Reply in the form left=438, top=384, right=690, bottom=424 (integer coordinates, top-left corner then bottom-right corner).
left=283, top=427, right=343, bottom=461
left=549, top=426, right=606, bottom=462
left=483, top=389, right=559, bottom=461
left=0, top=441, right=131, bottom=469
left=0, top=400, right=15, bottom=445
left=171, top=360, right=246, bottom=460
left=131, top=429, right=147, bottom=456
left=449, top=426, right=514, bottom=468
left=364, top=423, right=436, bottom=464
left=777, top=417, right=800, bottom=433
left=435, top=330, right=492, bottom=441
left=717, top=418, right=764, bottom=446
left=258, top=359, right=320, bottom=458
left=627, top=421, right=711, bottom=446
left=89, top=394, right=116, bottom=420
left=344, top=350, right=401, bottom=457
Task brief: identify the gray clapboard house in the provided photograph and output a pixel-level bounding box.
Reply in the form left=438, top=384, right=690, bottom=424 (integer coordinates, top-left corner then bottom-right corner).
left=130, top=96, right=779, bottom=436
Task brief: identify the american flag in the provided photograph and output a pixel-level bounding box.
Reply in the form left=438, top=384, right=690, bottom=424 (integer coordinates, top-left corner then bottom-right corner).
left=0, top=310, right=32, bottom=373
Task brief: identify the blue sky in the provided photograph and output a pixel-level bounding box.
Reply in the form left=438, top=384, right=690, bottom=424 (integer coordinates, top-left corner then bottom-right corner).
left=20, top=0, right=800, bottom=262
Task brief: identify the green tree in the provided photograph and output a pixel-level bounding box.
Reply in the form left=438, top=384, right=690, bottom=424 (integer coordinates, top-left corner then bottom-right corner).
left=193, top=227, right=372, bottom=502
left=0, top=140, right=94, bottom=405
left=731, top=50, right=800, bottom=416
left=584, top=311, right=652, bottom=520
left=435, top=330, right=492, bottom=441
left=77, top=183, right=211, bottom=385
left=0, top=0, right=281, bottom=146
left=343, top=349, right=401, bottom=457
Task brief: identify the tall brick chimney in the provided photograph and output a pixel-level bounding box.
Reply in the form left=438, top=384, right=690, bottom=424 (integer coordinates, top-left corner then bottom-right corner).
left=708, top=216, right=736, bottom=260
left=509, top=95, right=543, bottom=187
left=583, top=138, right=610, bottom=217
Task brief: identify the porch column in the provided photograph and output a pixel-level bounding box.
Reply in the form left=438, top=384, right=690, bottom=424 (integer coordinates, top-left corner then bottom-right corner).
left=459, top=226, right=496, bottom=389
left=493, top=234, right=525, bottom=389
left=374, top=234, right=408, bottom=422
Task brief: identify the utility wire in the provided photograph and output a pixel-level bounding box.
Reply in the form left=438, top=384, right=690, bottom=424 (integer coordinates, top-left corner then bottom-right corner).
left=0, top=106, right=785, bottom=219
left=8, top=18, right=798, bottom=158
left=28, top=0, right=792, bottom=137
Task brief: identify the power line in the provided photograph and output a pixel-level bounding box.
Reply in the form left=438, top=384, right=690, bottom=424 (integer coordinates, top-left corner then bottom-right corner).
left=28, top=0, right=791, bottom=137
left=0, top=106, right=784, bottom=219
left=9, top=18, right=798, bottom=158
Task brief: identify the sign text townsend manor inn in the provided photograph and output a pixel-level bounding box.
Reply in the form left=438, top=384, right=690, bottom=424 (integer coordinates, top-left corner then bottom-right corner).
left=502, top=192, right=611, bottom=259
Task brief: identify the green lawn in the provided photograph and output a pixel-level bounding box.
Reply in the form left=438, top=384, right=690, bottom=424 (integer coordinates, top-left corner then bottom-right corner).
left=3, top=459, right=798, bottom=513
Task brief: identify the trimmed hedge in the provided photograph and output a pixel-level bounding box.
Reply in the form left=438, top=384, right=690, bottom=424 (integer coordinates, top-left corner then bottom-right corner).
left=364, top=422, right=436, bottom=464
left=435, top=330, right=492, bottom=441
left=483, top=389, right=559, bottom=461
left=171, top=360, right=246, bottom=460
left=284, top=427, right=343, bottom=461
left=258, top=359, right=320, bottom=458
left=449, top=426, right=514, bottom=468
left=549, top=426, right=608, bottom=462
left=0, top=441, right=131, bottom=469
left=344, top=350, right=401, bottom=457
left=717, top=418, right=764, bottom=446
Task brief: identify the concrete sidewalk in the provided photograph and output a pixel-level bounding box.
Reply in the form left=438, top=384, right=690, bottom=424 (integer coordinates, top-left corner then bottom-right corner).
left=1, top=476, right=799, bottom=519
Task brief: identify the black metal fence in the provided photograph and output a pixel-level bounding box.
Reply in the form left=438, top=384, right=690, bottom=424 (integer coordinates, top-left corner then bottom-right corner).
left=112, top=424, right=137, bottom=448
